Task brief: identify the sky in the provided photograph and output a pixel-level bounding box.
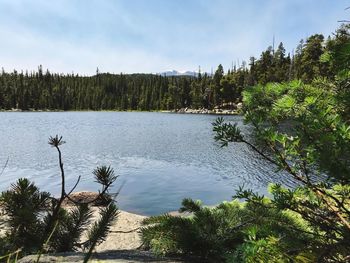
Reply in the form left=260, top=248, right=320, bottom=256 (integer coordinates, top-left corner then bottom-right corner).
left=0, top=0, right=348, bottom=75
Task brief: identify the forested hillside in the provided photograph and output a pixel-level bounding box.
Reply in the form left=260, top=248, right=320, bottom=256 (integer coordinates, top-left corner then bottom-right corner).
left=0, top=25, right=348, bottom=111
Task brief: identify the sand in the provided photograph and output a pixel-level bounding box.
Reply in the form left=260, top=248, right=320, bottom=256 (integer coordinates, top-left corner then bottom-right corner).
left=1, top=191, right=186, bottom=262
left=93, top=209, right=146, bottom=251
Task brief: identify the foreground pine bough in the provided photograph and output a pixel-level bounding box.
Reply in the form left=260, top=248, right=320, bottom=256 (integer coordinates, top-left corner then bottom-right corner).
left=142, top=78, right=350, bottom=261
left=0, top=136, right=119, bottom=262
left=142, top=80, right=350, bottom=262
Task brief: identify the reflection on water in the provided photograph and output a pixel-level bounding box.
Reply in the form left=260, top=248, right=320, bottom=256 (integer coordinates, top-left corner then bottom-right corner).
left=0, top=112, right=289, bottom=215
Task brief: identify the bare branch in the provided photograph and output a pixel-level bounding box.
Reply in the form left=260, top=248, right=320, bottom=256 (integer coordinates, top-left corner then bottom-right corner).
left=110, top=227, right=140, bottom=234
left=241, top=139, right=280, bottom=167
left=0, top=157, right=9, bottom=176
left=66, top=175, right=81, bottom=196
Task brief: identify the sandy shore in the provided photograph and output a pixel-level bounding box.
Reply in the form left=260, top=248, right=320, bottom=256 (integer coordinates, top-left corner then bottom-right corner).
left=2, top=208, right=185, bottom=262
left=1, top=192, right=187, bottom=262
left=61, top=191, right=149, bottom=251
left=93, top=208, right=146, bottom=251
left=1, top=191, right=189, bottom=250
left=0, top=208, right=147, bottom=252
left=0, top=192, right=147, bottom=250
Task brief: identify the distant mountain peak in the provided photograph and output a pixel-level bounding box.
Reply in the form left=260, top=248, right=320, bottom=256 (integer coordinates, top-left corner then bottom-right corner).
left=157, top=70, right=211, bottom=77
left=157, top=70, right=195, bottom=76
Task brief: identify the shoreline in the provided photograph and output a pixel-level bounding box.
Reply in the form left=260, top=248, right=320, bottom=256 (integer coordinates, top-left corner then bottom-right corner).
left=1, top=191, right=198, bottom=250
left=168, top=108, right=240, bottom=115
left=14, top=208, right=184, bottom=262
left=0, top=109, right=241, bottom=116
left=0, top=109, right=161, bottom=113
left=0, top=207, right=147, bottom=251
left=0, top=106, right=242, bottom=115
left=1, top=192, right=196, bottom=262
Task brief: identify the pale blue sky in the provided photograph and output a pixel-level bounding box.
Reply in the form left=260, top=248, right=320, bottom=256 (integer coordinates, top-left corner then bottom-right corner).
left=0, top=0, right=348, bottom=74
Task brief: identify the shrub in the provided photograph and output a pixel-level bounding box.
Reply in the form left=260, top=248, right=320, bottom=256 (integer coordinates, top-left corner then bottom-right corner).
left=141, top=197, right=312, bottom=262
left=0, top=135, right=119, bottom=262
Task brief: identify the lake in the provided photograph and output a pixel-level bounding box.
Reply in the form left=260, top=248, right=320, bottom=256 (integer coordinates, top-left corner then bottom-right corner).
left=0, top=112, right=290, bottom=215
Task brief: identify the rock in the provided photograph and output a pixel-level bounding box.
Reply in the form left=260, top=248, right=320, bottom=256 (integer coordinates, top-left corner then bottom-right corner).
left=167, top=107, right=240, bottom=115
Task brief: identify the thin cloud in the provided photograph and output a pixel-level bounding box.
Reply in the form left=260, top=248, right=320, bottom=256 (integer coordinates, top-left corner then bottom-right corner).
left=0, top=0, right=348, bottom=74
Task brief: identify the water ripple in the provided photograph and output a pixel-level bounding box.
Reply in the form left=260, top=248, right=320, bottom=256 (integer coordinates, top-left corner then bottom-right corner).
left=0, top=112, right=291, bottom=215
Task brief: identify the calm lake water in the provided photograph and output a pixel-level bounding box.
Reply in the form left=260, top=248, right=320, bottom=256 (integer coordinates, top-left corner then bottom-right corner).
left=0, top=112, right=290, bottom=215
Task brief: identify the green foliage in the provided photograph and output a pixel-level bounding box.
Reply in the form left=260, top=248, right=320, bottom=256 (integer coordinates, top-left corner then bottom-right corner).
left=0, top=137, right=119, bottom=261
left=0, top=178, right=50, bottom=253
left=142, top=196, right=314, bottom=262
left=142, top=24, right=350, bottom=262
left=83, top=203, right=118, bottom=263
left=212, top=117, right=243, bottom=147
left=212, top=78, right=350, bottom=260
left=49, top=204, right=92, bottom=252
left=93, top=166, right=117, bottom=186
left=2, top=25, right=347, bottom=112
left=325, top=24, right=350, bottom=76
left=299, top=34, right=325, bottom=82
left=0, top=27, right=341, bottom=113
left=179, top=198, right=202, bottom=213
left=142, top=199, right=244, bottom=260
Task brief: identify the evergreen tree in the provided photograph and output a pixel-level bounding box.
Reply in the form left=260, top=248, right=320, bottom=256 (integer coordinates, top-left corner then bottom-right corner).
left=212, top=64, right=224, bottom=106
left=300, top=34, right=325, bottom=82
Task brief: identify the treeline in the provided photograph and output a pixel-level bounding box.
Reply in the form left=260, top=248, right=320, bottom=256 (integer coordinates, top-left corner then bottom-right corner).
left=0, top=25, right=348, bottom=111
left=140, top=24, right=350, bottom=262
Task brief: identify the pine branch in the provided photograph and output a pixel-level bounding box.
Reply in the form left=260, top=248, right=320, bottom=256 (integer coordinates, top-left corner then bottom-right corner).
left=83, top=203, right=119, bottom=263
